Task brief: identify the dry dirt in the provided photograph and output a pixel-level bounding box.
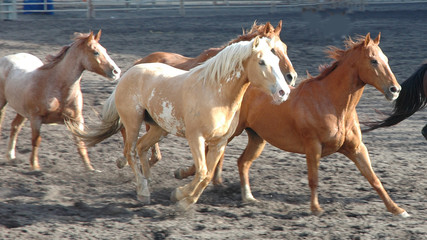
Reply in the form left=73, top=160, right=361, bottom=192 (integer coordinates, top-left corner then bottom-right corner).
left=0, top=4, right=426, bottom=239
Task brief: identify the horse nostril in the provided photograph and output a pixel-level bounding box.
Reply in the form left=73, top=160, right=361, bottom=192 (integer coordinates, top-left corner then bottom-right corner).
left=390, top=86, right=399, bottom=93
left=285, top=73, right=293, bottom=83
left=113, top=69, right=120, bottom=75
left=279, top=89, right=285, bottom=97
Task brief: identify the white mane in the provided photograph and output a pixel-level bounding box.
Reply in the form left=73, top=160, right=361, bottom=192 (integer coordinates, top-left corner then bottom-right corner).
left=191, top=37, right=272, bottom=85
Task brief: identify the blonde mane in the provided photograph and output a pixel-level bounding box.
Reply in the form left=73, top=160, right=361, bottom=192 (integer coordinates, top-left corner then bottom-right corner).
left=191, top=37, right=270, bottom=85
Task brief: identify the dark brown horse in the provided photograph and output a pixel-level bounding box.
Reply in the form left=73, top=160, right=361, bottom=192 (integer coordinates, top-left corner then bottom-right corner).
left=363, top=63, right=427, bottom=139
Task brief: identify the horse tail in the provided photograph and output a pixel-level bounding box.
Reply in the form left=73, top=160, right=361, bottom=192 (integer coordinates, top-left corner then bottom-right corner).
left=362, top=63, right=427, bottom=133
left=67, top=89, right=123, bottom=147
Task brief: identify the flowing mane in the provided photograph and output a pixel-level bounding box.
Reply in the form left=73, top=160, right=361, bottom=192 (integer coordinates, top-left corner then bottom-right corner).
left=227, top=21, right=275, bottom=46
left=191, top=38, right=267, bottom=85
left=304, top=36, right=367, bottom=83
left=39, top=32, right=92, bottom=70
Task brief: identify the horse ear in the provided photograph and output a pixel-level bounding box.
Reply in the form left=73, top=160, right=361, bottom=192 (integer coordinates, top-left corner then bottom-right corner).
left=87, top=31, right=94, bottom=44
left=364, top=33, right=371, bottom=46
left=253, top=36, right=260, bottom=49
left=265, top=22, right=273, bottom=33
left=274, top=20, right=282, bottom=35
left=95, top=29, right=102, bottom=42
left=373, top=32, right=381, bottom=45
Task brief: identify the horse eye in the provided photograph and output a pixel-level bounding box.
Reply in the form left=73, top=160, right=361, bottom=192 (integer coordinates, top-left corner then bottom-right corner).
left=371, top=59, right=378, bottom=65
left=259, top=59, right=266, bottom=66
left=271, top=48, right=276, bottom=56
left=93, top=51, right=100, bottom=56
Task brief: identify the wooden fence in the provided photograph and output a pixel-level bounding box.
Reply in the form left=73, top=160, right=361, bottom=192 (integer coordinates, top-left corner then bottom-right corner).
left=1, top=0, right=426, bottom=20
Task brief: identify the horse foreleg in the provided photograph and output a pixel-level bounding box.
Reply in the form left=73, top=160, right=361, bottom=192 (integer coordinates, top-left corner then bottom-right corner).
left=70, top=118, right=95, bottom=171
left=171, top=136, right=207, bottom=209
left=177, top=141, right=227, bottom=210
left=342, top=142, right=408, bottom=217
left=305, top=143, right=323, bottom=215
left=237, top=128, right=266, bottom=203
left=29, top=118, right=42, bottom=171
left=7, top=114, right=26, bottom=161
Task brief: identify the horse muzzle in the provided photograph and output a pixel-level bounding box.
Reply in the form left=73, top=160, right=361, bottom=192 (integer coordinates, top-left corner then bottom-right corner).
left=384, top=85, right=401, bottom=101
left=271, top=83, right=290, bottom=104
left=109, top=67, right=121, bottom=81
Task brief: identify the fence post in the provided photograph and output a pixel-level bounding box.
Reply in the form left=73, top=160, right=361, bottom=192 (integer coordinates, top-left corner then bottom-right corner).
left=87, top=0, right=95, bottom=19
left=1, top=0, right=17, bottom=20
left=179, top=0, right=185, bottom=16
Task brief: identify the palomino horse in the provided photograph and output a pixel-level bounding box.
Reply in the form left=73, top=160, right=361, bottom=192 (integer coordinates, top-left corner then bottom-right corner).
left=68, top=37, right=290, bottom=210
left=175, top=33, right=409, bottom=217
left=115, top=20, right=298, bottom=170
left=0, top=30, right=121, bottom=171
left=363, top=62, right=427, bottom=140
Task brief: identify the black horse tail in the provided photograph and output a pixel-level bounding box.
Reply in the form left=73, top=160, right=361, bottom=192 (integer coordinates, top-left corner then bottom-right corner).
left=362, top=63, right=427, bottom=133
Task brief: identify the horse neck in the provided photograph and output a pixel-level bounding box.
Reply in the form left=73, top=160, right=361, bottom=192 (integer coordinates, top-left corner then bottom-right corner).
left=321, top=62, right=366, bottom=114
left=43, top=47, right=85, bottom=89
left=212, top=71, right=250, bottom=113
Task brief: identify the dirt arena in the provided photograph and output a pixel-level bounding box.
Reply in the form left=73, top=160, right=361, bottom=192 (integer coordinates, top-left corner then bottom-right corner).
left=0, top=3, right=426, bottom=239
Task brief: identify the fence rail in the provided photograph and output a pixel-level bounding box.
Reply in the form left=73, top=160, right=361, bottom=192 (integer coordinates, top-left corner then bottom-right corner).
left=1, top=0, right=426, bottom=20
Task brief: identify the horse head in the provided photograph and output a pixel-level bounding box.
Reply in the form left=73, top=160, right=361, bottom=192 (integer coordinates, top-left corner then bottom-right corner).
left=79, top=30, right=121, bottom=80
left=261, top=21, right=298, bottom=86
left=355, top=33, right=401, bottom=101
left=247, top=36, right=290, bottom=104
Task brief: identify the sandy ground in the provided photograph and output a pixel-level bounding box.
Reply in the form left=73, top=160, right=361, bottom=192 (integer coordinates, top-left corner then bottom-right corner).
left=0, top=4, right=426, bottom=239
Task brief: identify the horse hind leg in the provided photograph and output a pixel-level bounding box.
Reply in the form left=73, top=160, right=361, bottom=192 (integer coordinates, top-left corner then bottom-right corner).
left=134, top=124, right=168, bottom=204
left=0, top=99, right=7, bottom=137
left=342, top=142, right=408, bottom=217
left=29, top=117, right=43, bottom=171
left=116, top=124, right=162, bottom=169
left=69, top=117, right=96, bottom=171
left=7, top=114, right=27, bottom=161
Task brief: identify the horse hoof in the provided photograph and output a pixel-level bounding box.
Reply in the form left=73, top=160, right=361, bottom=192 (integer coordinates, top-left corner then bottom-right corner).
left=311, top=208, right=324, bottom=216
left=170, top=188, right=184, bottom=202
left=174, top=168, right=184, bottom=179
left=242, top=197, right=259, bottom=204
left=398, top=211, right=410, bottom=218
left=176, top=199, right=192, bottom=212
left=116, top=157, right=127, bottom=169
left=137, top=195, right=151, bottom=205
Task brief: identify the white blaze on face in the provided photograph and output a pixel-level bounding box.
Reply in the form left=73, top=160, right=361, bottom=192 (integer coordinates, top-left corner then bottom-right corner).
left=263, top=49, right=290, bottom=103
left=98, top=46, right=121, bottom=79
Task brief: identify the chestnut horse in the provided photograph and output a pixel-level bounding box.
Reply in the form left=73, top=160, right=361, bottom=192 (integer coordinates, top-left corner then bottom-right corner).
left=175, top=33, right=409, bottom=217
left=0, top=31, right=121, bottom=171
left=363, top=62, right=427, bottom=140
left=115, top=20, right=298, bottom=169
left=68, top=37, right=290, bottom=210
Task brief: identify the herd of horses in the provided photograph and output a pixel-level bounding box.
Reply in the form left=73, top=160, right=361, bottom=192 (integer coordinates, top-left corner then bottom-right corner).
left=1, top=20, right=426, bottom=218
